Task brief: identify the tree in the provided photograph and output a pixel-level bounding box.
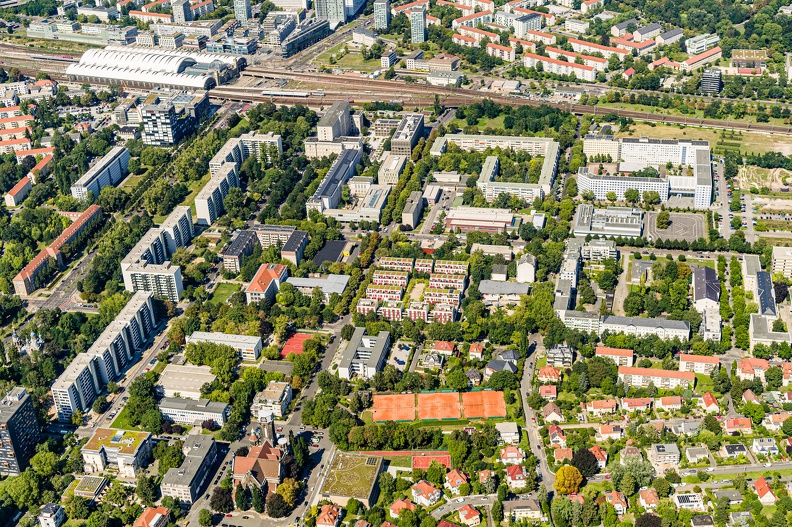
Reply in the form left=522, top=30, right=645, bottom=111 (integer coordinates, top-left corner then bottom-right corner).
left=136, top=475, right=156, bottom=506
left=652, top=477, right=671, bottom=498
left=491, top=501, right=503, bottom=522
left=554, top=466, right=583, bottom=495
left=741, top=402, right=765, bottom=424
left=235, top=484, right=250, bottom=511
left=341, top=324, right=356, bottom=341
left=276, top=478, right=301, bottom=508
left=65, top=496, right=91, bottom=520
left=571, top=448, right=599, bottom=477
left=30, top=450, right=60, bottom=477
left=624, top=188, right=640, bottom=203
left=702, top=414, right=721, bottom=434
left=635, top=514, right=662, bottom=527
left=782, top=417, right=792, bottom=437
left=141, top=409, right=163, bottom=435
left=619, top=472, right=637, bottom=496
left=606, top=191, right=617, bottom=203
left=199, top=509, right=213, bottom=527
left=657, top=210, right=670, bottom=230
left=252, top=485, right=266, bottom=513
left=445, top=369, right=469, bottom=391
left=211, top=488, right=234, bottom=513
left=266, top=493, right=291, bottom=518
left=598, top=270, right=618, bottom=291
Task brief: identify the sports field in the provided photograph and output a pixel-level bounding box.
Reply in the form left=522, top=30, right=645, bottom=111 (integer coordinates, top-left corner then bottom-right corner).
left=418, top=392, right=462, bottom=421
left=372, top=391, right=506, bottom=422
left=412, top=454, right=451, bottom=469
left=320, top=451, right=383, bottom=500
left=461, top=391, right=507, bottom=419
left=372, top=393, right=416, bottom=422
left=280, top=333, right=312, bottom=358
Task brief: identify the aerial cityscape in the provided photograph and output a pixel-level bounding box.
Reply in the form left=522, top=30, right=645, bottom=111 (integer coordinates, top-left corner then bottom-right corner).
left=0, top=0, right=790, bottom=526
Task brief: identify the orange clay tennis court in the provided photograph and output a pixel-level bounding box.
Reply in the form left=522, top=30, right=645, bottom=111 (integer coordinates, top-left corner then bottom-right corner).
left=372, top=394, right=416, bottom=422
left=412, top=454, right=451, bottom=469
left=417, top=392, right=461, bottom=420
left=461, top=391, right=507, bottom=419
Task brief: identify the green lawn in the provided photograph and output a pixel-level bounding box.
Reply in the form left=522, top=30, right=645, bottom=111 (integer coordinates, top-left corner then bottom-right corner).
left=688, top=259, right=716, bottom=269
left=156, top=173, right=211, bottom=223
left=209, top=282, right=240, bottom=305
left=109, top=406, right=137, bottom=431
left=120, top=175, right=144, bottom=190
left=384, top=456, right=413, bottom=468
left=452, top=115, right=507, bottom=130
left=536, top=355, right=547, bottom=369
left=695, top=373, right=715, bottom=393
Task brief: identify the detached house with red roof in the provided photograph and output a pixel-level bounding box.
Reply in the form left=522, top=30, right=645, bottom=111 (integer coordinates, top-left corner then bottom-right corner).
left=639, top=489, right=660, bottom=510
left=548, top=424, right=566, bottom=448
left=583, top=399, right=617, bottom=416
left=589, top=445, right=608, bottom=469
left=445, top=470, right=468, bottom=495
left=458, top=505, right=481, bottom=526
left=432, top=341, right=456, bottom=355
left=621, top=397, right=652, bottom=412
left=389, top=499, right=416, bottom=519
left=754, top=477, right=777, bottom=506
left=605, top=491, right=628, bottom=514
left=657, top=396, right=683, bottom=411
left=554, top=448, right=572, bottom=463
left=499, top=446, right=525, bottom=465
left=596, top=424, right=624, bottom=442
left=505, top=465, right=526, bottom=489
left=134, top=508, right=171, bottom=527
left=412, top=481, right=442, bottom=507
left=700, top=392, right=719, bottom=413
left=317, top=505, right=342, bottom=527
left=724, top=417, right=753, bottom=435
left=537, top=366, right=561, bottom=383
left=539, top=385, right=557, bottom=400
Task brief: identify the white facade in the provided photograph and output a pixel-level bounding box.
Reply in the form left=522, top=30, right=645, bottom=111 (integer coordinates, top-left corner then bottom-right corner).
left=186, top=331, right=262, bottom=361
left=71, top=147, right=131, bottom=200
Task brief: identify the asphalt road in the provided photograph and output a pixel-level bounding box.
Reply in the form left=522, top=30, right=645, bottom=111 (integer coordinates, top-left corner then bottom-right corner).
left=521, top=337, right=555, bottom=490
left=431, top=495, right=496, bottom=522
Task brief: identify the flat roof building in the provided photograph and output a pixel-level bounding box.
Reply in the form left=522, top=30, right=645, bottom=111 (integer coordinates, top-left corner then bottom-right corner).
left=0, top=387, right=40, bottom=476
left=161, top=435, right=217, bottom=504
left=572, top=204, right=643, bottom=238
left=156, top=364, right=216, bottom=400
left=252, top=381, right=293, bottom=420
left=306, top=148, right=362, bottom=214
left=282, top=230, right=309, bottom=265
left=772, top=246, right=792, bottom=280
left=445, top=206, right=518, bottom=234
left=390, top=114, right=424, bottom=156
left=223, top=230, right=258, bottom=274
left=159, top=397, right=230, bottom=427
left=186, top=331, right=263, bottom=361
left=71, top=146, right=131, bottom=200
left=338, top=327, right=391, bottom=380
left=286, top=274, right=350, bottom=301
left=82, top=428, right=152, bottom=479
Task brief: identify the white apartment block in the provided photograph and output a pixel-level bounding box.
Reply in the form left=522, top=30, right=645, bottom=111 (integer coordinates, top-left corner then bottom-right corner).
left=772, top=246, right=792, bottom=279
left=186, top=331, right=263, bottom=361
left=251, top=381, right=293, bottom=419
left=577, top=166, right=670, bottom=202
left=70, top=146, right=131, bottom=200
left=678, top=353, right=720, bottom=374
left=82, top=428, right=152, bottom=478
left=522, top=52, right=596, bottom=81
left=545, top=47, right=606, bottom=70
left=618, top=366, right=696, bottom=389
left=159, top=398, right=230, bottom=426
left=195, top=163, right=240, bottom=226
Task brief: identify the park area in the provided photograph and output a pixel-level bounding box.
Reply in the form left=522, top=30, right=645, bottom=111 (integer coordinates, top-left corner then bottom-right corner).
left=371, top=391, right=506, bottom=422
left=615, top=122, right=792, bottom=155
left=738, top=166, right=792, bottom=193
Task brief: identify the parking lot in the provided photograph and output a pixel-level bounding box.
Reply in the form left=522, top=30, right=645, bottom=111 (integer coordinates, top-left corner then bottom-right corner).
left=644, top=211, right=706, bottom=242
left=388, top=341, right=412, bottom=371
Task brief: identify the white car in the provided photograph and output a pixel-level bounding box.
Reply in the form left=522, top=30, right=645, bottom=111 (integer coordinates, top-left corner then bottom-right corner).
left=706, top=468, right=714, bottom=473
left=765, top=463, right=772, bottom=468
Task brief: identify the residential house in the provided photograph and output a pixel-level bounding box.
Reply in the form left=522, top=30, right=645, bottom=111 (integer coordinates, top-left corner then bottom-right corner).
left=639, top=488, right=660, bottom=509
left=737, top=358, right=770, bottom=382
left=133, top=508, right=171, bottom=527
left=554, top=448, right=573, bottom=463
left=720, top=443, right=748, bottom=459
left=621, top=397, right=652, bottom=412
left=713, top=490, right=743, bottom=505
left=620, top=446, right=642, bottom=464
left=674, top=493, right=705, bottom=511
left=752, top=438, right=779, bottom=456
left=506, top=464, right=526, bottom=489
left=589, top=445, right=608, bottom=469
left=678, top=353, right=720, bottom=375
left=763, top=413, right=791, bottom=432
left=548, top=424, right=567, bottom=448
left=498, top=350, right=520, bottom=364
left=542, top=402, right=564, bottom=423
left=503, top=499, right=542, bottom=522
left=445, top=470, right=468, bottom=495
left=691, top=516, right=715, bottom=527
left=647, top=444, right=680, bottom=471
left=389, top=499, right=416, bottom=519
left=317, top=505, right=342, bottom=527
left=754, top=477, right=777, bottom=506
left=499, top=446, right=525, bottom=465
left=546, top=345, right=574, bottom=367
left=495, top=422, right=520, bottom=445
left=411, top=480, right=442, bottom=507
left=466, top=369, right=483, bottom=386
left=468, top=343, right=484, bottom=361
left=724, top=418, right=752, bottom=435
left=458, top=505, right=481, bottom=527
left=433, top=341, right=456, bottom=355
left=700, top=392, right=719, bottom=413
left=537, top=366, right=561, bottom=383
left=657, top=396, right=683, bottom=411
left=729, top=512, right=753, bottom=526
left=604, top=491, right=627, bottom=514
left=583, top=399, right=617, bottom=416
left=484, top=359, right=517, bottom=380
left=539, top=385, right=557, bottom=400
left=596, top=424, right=623, bottom=442
left=685, top=446, right=710, bottom=464
left=742, top=389, right=760, bottom=404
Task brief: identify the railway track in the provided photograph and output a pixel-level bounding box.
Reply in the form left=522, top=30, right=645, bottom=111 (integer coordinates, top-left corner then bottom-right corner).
left=226, top=69, right=792, bottom=136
